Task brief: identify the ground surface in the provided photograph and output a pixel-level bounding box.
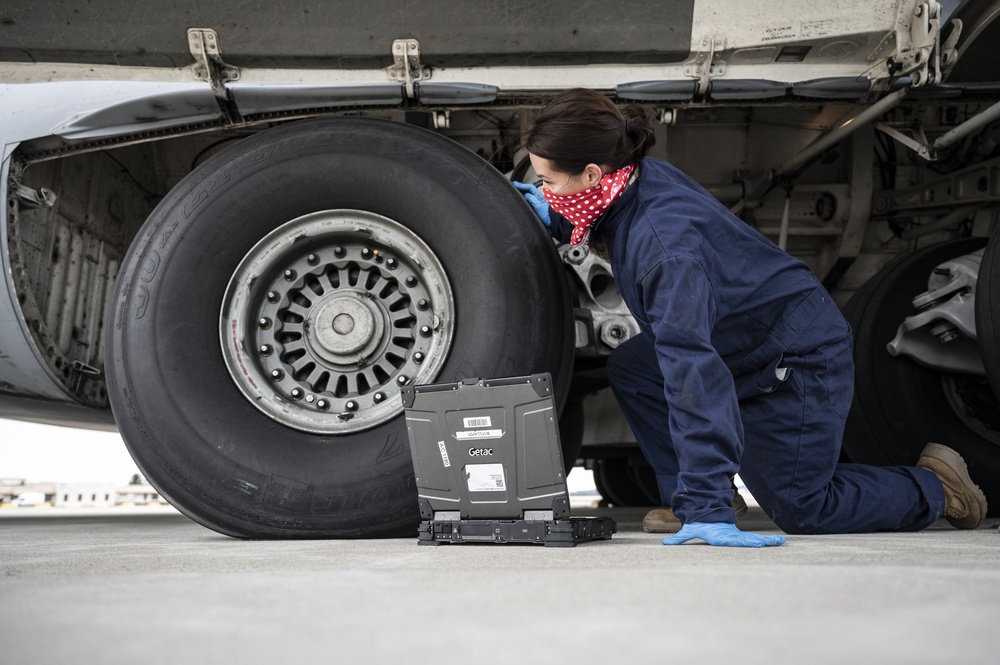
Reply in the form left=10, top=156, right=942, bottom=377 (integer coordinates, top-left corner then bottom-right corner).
left=2, top=505, right=998, bottom=664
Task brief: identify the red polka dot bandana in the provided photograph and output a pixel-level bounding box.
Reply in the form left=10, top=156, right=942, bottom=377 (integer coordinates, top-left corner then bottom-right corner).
left=542, top=164, right=635, bottom=247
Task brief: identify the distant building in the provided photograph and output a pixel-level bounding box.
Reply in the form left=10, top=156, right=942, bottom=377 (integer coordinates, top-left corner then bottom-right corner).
left=54, top=482, right=117, bottom=507
left=115, top=484, right=165, bottom=505
left=0, top=478, right=165, bottom=507
left=0, top=478, right=49, bottom=505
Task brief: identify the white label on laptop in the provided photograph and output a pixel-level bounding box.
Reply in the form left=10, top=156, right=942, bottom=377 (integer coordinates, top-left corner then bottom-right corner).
left=463, top=416, right=492, bottom=428
left=466, top=463, right=506, bottom=492
left=437, top=441, right=451, bottom=468
left=455, top=429, right=502, bottom=440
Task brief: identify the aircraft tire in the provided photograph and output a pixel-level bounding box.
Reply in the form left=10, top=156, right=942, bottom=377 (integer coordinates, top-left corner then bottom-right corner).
left=594, top=457, right=653, bottom=507
left=842, top=237, right=999, bottom=516
left=105, top=117, right=573, bottom=538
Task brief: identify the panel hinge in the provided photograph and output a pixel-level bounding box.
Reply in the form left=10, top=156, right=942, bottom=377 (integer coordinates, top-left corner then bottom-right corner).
left=387, top=39, right=430, bottom=99
left=684, top=36, right=726, bottom=96
left=11, top=179, right=57, bottom=208
left=188, top=28, right=241, bottom=100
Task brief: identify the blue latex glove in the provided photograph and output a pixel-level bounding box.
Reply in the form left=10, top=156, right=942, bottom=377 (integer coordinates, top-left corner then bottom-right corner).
left=512, top=181, right=551, bottom=228
left=662, top=522, right=786, bottom=548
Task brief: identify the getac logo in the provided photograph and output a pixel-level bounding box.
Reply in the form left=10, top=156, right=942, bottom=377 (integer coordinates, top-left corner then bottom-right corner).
left=468, top=447, right=494, bottom=457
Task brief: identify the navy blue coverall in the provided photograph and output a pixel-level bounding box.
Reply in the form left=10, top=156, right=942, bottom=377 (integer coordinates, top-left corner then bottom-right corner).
left=563, top=157, right=945, bottom=534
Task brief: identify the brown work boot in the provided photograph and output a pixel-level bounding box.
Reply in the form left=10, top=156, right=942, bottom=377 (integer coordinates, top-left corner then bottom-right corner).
left=734, top=489, right=749, bottom=517
left=642, top=490, right=750, bottom=533
left=642, top=507, right=681, bottom=533
left=916, top=443, right=988, bottom=529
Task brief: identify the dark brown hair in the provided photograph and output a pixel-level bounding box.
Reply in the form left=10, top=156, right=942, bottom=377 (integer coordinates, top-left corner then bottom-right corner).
left=526, top=88, right=657, bottom=175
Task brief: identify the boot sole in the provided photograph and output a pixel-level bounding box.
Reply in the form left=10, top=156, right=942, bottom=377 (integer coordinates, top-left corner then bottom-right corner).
left=642, top=521, right=681, bottom=534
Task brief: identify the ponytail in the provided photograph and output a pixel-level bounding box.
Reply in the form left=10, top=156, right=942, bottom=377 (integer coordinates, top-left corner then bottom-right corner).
left=621, top=104, right=657, bottom=167
left=526, top=88, right=657, bottom=175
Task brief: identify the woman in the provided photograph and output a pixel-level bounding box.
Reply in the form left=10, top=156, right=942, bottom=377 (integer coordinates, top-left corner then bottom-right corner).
left=515, top=88, right=986, bottom=547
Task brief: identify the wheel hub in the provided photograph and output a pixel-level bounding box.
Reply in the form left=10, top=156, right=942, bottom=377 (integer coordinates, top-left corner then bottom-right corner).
left=308, top=294, right=383, bottom=364
left=220, top=210, right=455, bottom=434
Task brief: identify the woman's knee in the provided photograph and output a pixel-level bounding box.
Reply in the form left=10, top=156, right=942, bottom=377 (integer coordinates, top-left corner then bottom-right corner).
left=764, top=496, right=836, bottom=535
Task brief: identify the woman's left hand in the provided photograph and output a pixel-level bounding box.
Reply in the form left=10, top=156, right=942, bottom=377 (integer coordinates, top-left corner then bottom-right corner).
left=512, top=181, right=551, bottom=228
left=662, top=522, right=786, bottom=548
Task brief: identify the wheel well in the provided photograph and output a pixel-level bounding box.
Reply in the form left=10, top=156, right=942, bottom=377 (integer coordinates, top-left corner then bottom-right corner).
left=5, top=110, right=523, bottom=407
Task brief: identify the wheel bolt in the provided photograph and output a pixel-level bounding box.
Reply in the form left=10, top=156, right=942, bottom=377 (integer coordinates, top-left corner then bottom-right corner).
left=386, top=258, right=397, bottom=269
left=259, top=317, right=272, bottom=330
left=270, top=369, right=284, bottom=381
left=417, top=299, right=429, bottom=311
left=290, top=388, right=304, bottom=400
left=316, top=399, right=329, bottom=410
left=420, top=325, right=432, bottom=337
left=307, top=253, right=319, bottom=265
left=414, top=352, right=425, bottom=363
left=397, top=375, right=409, bottom=386
left=405, top=276, right=417, bottom=287
left=334, top=246, right=346, bottom=258
left=284, top=269, right=296, bottom=281
left=267, top=291, right=279, bottom=303
left=259, top=344, right=272, bottom=356
left=346, top=400, right=359, bottom=411
left=361, top=248, right=373, bottom=260
left=305, top=394, right=316, bottom=404
left=374, top=392, right=386, bottom=403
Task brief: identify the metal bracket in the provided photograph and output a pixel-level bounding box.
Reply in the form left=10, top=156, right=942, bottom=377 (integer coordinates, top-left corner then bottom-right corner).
left=188, top=28, right=240, bottom=100
left=559, top=245, right=639, bottom=357
left=12, top=181, right=57, bottom=208
left=387, top=39, right=430, bottom=99
left=683, top=36, right=726, bottom=96
left=939, top=18, right=962, bottom=76
left=876, top=121, right=934, bottom=160
left=873, top=154, right=1000, bottom=216
left=657, top=108, right=678, bottom=126
left=432, top=110, right=451, bottom=130
left=71, top=361, right=103, bottom=393
left=887, top=249, right=985, bottom=375
left=875, top=96, right=1000, bottom=163
left=908, top=2, right=937, bottom=86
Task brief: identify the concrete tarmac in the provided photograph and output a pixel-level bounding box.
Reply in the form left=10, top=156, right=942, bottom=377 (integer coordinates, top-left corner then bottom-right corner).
left=1, top=506, right=998, bottom=665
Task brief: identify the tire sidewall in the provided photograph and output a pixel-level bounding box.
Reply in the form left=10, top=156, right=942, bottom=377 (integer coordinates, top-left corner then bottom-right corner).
left=975, top=224, right=1000, bottom=396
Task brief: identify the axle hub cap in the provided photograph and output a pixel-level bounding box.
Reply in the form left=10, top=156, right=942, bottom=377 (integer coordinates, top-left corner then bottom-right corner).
left=309, top=294, right=383, bottom=363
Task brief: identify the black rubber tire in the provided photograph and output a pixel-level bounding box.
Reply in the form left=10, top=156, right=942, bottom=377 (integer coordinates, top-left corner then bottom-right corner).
left=557, top=399, right=585, bottom=474
left=630, top=457, right=662, bottom=505
left=105, top=117, right=574, bottom=538
left=975, top=223, right=1000, bottom=397
left=843, top=237, right=1000, bottom=514
left=593, top=457, right=654, bottom=506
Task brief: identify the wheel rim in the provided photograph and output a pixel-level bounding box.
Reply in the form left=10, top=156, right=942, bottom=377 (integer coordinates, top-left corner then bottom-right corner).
left=220, top=209, right=455, bottom=434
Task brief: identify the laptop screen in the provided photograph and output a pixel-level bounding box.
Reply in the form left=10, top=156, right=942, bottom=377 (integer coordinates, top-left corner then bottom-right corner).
left=402, top=373, right=570, bottom=521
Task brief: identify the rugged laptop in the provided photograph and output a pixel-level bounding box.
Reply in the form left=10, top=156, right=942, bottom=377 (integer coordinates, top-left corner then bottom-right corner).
left=401, top=373, right=616, bottom=546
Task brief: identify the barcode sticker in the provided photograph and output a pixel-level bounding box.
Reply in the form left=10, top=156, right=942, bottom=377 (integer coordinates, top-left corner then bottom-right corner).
left=463, top=416, right=492, bottom=428
left=466, top=463, right=506, bottom=492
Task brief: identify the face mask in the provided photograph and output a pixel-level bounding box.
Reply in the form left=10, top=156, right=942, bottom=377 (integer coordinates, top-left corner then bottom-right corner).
left=542, top=164, right=635, bottom=247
